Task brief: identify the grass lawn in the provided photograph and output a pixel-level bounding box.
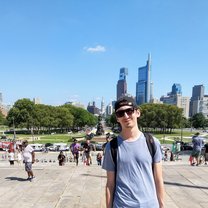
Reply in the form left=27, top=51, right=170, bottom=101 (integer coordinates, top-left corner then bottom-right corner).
left=1, top=128, right=207, bottom=145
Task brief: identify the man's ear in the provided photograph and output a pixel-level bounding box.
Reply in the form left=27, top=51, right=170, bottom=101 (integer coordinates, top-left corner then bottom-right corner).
left=136, top=109, right=141, bottom=118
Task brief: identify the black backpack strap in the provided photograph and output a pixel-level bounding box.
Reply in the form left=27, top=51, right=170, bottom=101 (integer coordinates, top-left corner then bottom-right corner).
left=143, top=132, right=156, bottom=160
left=110, top=137, right=118, bottom=174
left=144, top=132, right=156, bottom=173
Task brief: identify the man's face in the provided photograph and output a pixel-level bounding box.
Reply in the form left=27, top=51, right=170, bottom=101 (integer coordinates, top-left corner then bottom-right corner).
left=115, top=106, right=140, bottom=128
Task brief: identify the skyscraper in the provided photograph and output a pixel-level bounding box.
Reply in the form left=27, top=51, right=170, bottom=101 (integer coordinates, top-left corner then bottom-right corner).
left=136, top=54, right=151, bottom=105
left=189, top=85, right=205, bottom=117
left=117, top=67, right=128, bottom=100
left=171, top=83, right=182, bottom=95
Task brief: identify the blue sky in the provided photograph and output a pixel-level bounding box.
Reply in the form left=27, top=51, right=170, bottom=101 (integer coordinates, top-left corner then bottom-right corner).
left=0, top=0, right=208, bottom=108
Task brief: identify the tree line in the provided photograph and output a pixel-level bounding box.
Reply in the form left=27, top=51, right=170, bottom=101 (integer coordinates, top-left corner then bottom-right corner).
left=5, top=98, right=97, bottom=134
left=1, top=99, right=208, bottom=134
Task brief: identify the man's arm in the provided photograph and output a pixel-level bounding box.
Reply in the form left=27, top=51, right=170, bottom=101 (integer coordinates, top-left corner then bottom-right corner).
left=106, top=171, right=115, bottom=208
left=32, top=151, right=35, bottom=163
left=153, top=161, right=165, bottom=208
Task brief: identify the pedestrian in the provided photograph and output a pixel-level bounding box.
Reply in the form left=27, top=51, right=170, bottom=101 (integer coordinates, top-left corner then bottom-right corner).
left=96, top=152, right=102, bottom=165
left=57, top=151, right=66, bottom=166
left=191, top=132, right=204, bottom=166
left=83, top=139, right=94, bottom=165
left=102, top=133, right=111, bottom=155
left=70, top=139, right=80, bottom=166
left=21, top=140, right=35, bottom=181
left=102, top=96, right=164, bottom=208
left=17, top=149, right=22, bottom=166
left=204, top=142, right=208, bottom=165
left=8, top=150, right=15, bottom=166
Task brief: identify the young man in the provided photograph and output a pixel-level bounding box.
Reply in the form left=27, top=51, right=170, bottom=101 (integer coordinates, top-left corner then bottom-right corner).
left=70, top=139, right=80, bottom=166
left=191, top=132, right=204, bottom=166
left=83, top=139, right=94, bottom=165
left=102, top=96, right=165, bottom=208
left=22, top=140, right=35, bottom=181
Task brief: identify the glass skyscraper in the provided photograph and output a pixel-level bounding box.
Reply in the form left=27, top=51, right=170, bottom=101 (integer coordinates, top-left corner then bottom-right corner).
left=117, top=68, right=128, bottom=100
left=136, top=54, right=151, bottom=105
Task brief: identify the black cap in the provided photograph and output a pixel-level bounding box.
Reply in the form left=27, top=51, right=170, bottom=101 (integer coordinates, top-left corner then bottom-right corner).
left=115, top=96, right=137, bottom=112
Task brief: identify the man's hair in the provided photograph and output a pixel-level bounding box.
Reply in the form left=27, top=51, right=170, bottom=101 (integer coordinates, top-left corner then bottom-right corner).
left=22, top=140, right=28, bottom=144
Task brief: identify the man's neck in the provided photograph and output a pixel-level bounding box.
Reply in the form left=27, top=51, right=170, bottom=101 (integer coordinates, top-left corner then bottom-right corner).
left=120, top=127, right=141, bottom=141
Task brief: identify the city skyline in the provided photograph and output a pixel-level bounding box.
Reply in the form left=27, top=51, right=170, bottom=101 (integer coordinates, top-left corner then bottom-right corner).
left=0, top=1, right=208, bottom=107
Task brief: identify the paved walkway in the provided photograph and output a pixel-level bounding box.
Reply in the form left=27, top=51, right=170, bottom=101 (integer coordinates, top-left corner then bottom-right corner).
left=0, top=152, right=208, bottom=208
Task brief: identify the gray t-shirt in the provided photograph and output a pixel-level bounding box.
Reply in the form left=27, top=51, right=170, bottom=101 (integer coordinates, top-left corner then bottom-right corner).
left=192, top=136, right=204, bottom=151
left=102, top=133, right=162, bottom=208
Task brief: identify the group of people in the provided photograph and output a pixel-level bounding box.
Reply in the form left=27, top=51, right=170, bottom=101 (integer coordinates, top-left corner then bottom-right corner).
left=64, top=138, right=100, bottom=166
left=7, top=140, right=36, bottom=182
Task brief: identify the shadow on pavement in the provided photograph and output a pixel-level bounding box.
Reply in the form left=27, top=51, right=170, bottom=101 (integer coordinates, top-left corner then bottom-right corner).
left=5, top=177, right=28, bottom=182
left=164, top=181, right=208, bottom=190
left=81, top=173, right=107, bottom=178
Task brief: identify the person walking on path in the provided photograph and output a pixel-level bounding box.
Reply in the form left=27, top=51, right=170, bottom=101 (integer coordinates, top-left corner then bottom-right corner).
left=16, top=149, right=22, bottom=166
left=96, top=152, right=102, bottom=166
left=204, top=142, right=208, bottom=165
left=83, top=139, right=95, bottom=165
left=191, top=132, right=204, bottom=166
left=22, top=140, right=35, bottom=181
left=102, top=96, right=164, bottom=208
left=8, top=150, right=15, bottom=166
left=70, top=139, right=80, bottom=166
left=102, top=133, right=111, bottom=155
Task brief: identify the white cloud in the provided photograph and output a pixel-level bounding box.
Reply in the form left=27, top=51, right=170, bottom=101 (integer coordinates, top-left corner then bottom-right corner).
left=84, top=45, right=106, bottom=53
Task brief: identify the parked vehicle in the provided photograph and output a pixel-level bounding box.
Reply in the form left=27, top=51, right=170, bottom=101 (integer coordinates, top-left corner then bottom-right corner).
left=95, top=143, right=104, bottom=151
left=48, top=143, right=69, bottom=151
left=182, top=142, right=193, bottom=150
left=31, top=143, right=44, bottom=152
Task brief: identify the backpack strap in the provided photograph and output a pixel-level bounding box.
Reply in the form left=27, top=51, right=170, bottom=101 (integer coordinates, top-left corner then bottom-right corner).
left=143, top=132, right=156, bottom=160
left=110, top=137, right=118, bottom=174
left=143, top=132, right=156, bottom=173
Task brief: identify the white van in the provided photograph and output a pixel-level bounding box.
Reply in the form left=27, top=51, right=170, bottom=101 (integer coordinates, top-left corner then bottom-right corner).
left=49, top=143, right=69, bottom=151
left=31, top=143, right=44, bottom=151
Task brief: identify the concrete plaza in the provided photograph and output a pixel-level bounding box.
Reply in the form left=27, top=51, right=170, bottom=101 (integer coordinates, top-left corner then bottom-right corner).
left=0, top=152, right=208, bottom=208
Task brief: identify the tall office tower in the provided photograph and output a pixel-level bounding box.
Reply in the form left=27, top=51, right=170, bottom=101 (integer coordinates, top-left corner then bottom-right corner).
left=150, top=82, right=154, bottom=102
left=189, top=85, right=205, bottom=117
left=136, top=54, right=151, bottom=105
left=101, top=97, right=105, bottom=115
left=171, top=83, right=182, bottom=95
left=116, top=67, right=128, bottom=100
left=106, top=102, right=113, bottom=116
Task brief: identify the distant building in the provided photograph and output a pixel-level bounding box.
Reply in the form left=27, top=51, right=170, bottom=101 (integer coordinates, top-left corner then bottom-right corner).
left=87, top=101, right=100, bottom=116
left=101, top=97, right=105, bottom=115
left=117, top=67, right=128, bottom=100
left=189, top=85, right=208, bottom=118
left=171, top=83, right=182, bottom=95
left=65, top=101, right=85, bottom=109
left=136, top=54, right=151, bottom=105
left=160, top=83, right=190, bottom=118
left=106, top=102, right=113, bottom=116
left=33, top=97, right=41, bottom=104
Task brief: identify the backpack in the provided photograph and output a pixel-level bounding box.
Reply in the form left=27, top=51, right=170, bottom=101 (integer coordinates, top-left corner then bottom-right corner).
left=110, top=132, right=156, bottom=174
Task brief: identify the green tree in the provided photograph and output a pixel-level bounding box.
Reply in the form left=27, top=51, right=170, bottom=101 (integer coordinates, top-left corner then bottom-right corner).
left=0, top=111, right=6, bottom=125
left=7, top=98, right=35, bottom=129
left=191, top=113, right=206, bottom=129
